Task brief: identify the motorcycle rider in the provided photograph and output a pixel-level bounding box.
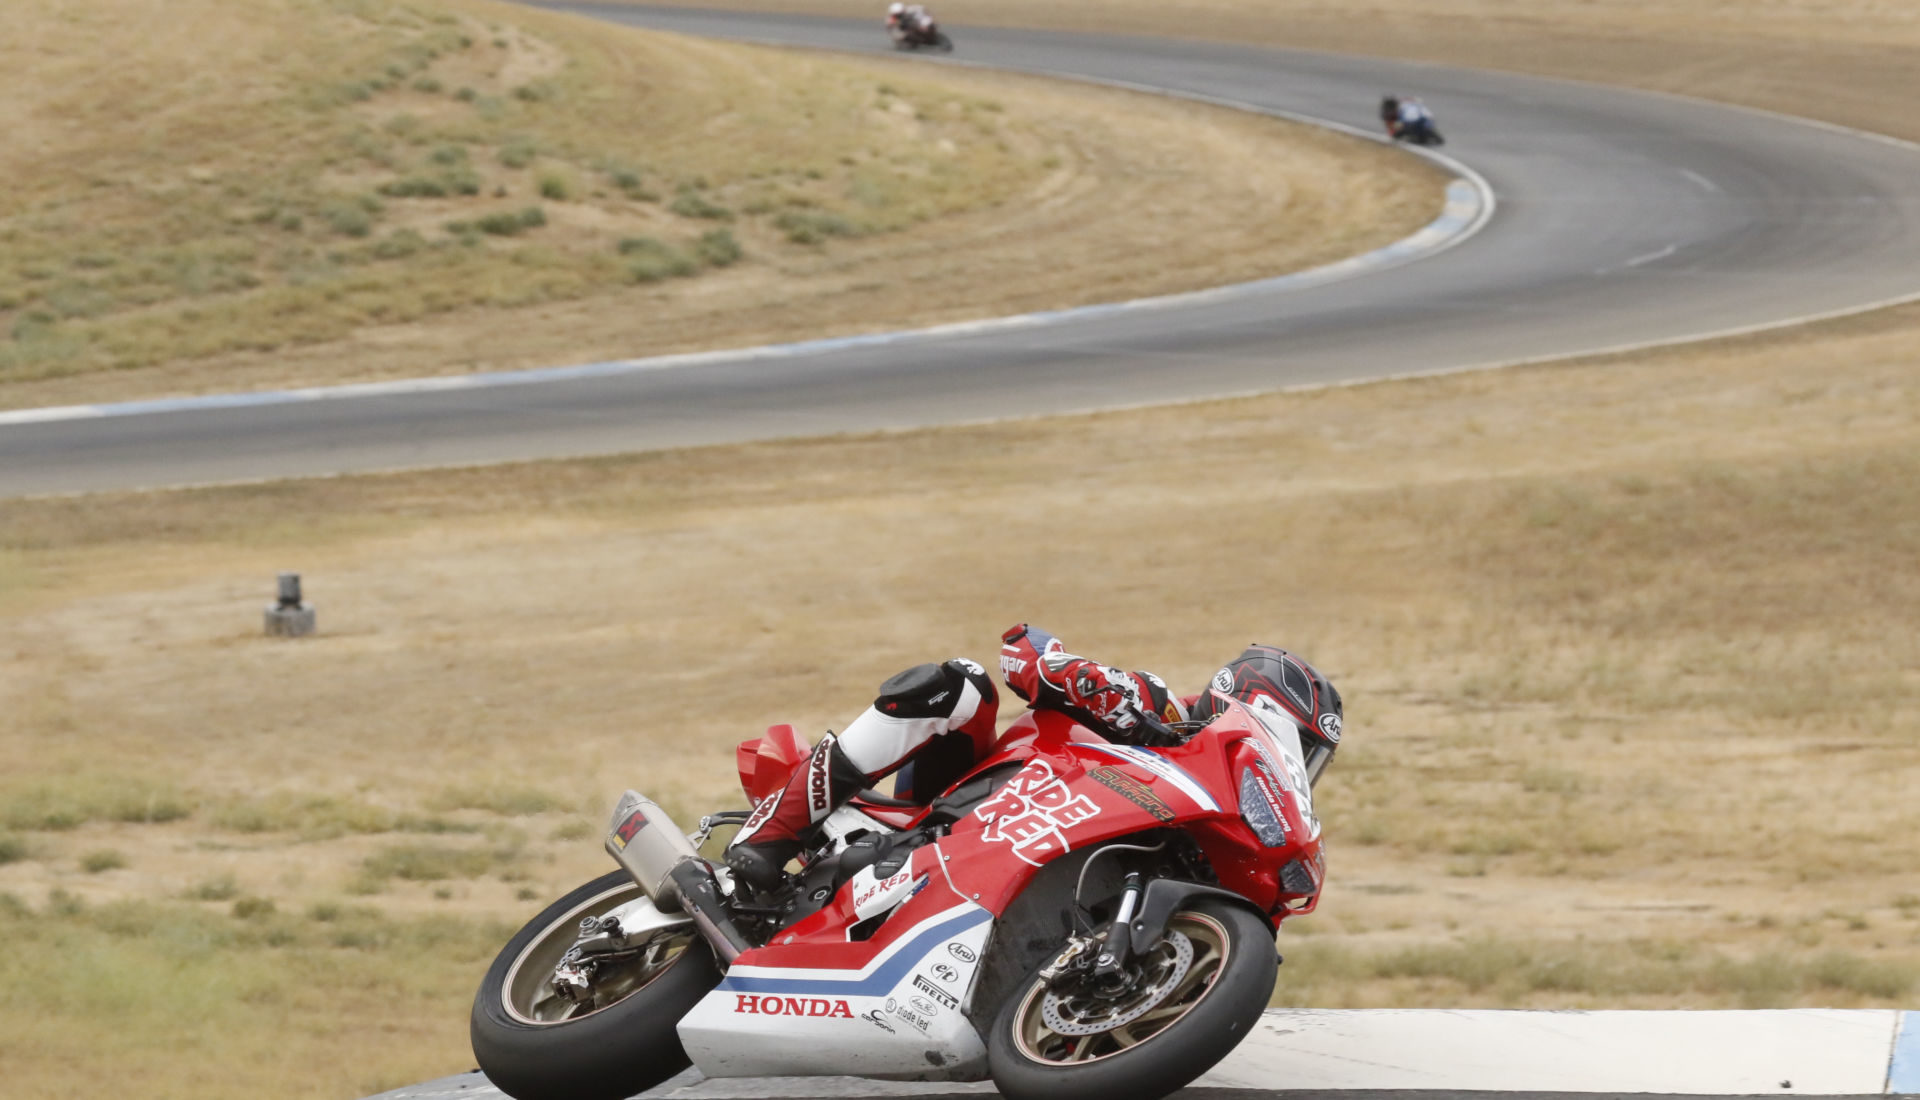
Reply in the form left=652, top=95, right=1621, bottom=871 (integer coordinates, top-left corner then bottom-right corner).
left=886, top=1, right=934, bottom=40
left=725, top=623, right=1343, bottom=891
left=1379, top=94, right=1402, bottom=138
left=1396, top=95, right=1436, bottom=140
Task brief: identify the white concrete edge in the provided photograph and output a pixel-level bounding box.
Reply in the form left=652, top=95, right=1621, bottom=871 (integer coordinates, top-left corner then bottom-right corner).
left=0, top=43, right=1495, bottom=430
left=1198, top=1008, right=1909, bottom=1095
left=365, top=1009, right=1920, bottom=1098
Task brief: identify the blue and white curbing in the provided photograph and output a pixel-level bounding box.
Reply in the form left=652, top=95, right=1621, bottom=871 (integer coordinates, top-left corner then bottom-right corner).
left=1893, top=1010, right=1920, bottom=1094
left=368, top=1009, right=1920, bottom=1098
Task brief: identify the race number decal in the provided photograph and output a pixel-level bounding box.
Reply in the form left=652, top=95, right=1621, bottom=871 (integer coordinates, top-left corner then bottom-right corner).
left=973, top=759, right=1100, bottom=865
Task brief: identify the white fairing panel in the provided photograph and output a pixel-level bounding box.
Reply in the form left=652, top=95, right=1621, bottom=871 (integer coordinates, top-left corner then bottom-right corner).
left=678, top=904, right=994, bottom=1080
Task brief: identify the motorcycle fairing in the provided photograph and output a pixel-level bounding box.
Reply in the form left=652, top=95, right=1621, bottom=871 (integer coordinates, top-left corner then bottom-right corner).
left=688, top=702, right=1326, bottom=1078
left=676, top=894, right=995, bottom=1080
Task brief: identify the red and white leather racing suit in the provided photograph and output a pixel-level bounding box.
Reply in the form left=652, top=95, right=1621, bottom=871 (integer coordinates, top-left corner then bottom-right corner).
left=724, top=623, right=1182, bottom=888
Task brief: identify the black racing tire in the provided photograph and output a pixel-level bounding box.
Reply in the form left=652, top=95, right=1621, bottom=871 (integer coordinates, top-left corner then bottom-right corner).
left=986, top=898, right=1277, bottom=1100
left=933, top=30, right=954, bottom=52
left=470, top=870, right=721, bottom=1100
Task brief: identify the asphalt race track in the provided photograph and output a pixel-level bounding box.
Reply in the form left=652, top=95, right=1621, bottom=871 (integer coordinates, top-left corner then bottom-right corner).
left=5, top=5, right=1920, bottom=498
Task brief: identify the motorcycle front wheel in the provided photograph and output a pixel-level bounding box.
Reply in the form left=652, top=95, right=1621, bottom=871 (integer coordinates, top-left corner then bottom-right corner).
left=470, top=870, right=720, bottom=1100
left=986, top=897, right=1277, bottom=1100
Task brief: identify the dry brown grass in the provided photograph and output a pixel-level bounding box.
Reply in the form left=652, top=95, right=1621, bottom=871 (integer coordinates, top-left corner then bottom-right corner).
left=0, top=0, right=1440, bottom=410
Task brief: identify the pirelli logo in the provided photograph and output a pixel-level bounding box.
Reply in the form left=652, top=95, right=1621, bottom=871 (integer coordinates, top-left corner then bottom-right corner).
left=1087, top=766, right=1176, bottom=823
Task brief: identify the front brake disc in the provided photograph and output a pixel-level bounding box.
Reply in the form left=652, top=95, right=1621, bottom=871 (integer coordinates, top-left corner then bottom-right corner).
left=1040, top=929, right=1194, bottom=1036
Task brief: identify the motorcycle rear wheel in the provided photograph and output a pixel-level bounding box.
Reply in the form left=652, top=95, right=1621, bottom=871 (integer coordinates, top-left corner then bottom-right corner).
left=470, top=870, right=720, bottom=1100
left=986, top=898, right=1277, bottom=1100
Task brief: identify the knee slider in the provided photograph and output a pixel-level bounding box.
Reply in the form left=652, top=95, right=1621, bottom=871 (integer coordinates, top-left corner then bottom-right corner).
left=874, top=663, right=959, bottom=719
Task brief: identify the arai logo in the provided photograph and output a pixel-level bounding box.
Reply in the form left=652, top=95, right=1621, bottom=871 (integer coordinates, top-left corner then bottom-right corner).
left=1318, top=712, right=1342, bottom=743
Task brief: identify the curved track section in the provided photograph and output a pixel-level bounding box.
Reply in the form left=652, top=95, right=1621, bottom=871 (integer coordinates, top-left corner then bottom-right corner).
left=6, top=6, right=1920, bottom=495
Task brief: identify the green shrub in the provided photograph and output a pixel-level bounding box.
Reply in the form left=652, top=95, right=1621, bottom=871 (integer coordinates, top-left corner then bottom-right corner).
left=670, top=190, right=732, bottom=221
left=474, top=207, right=545, bottom=236
left=80, top=850, right=126, bottom=873
left=378, top=176, right=447, bottom=198
left=455, top=86, right=478, bottom=102
left=0, top=833, right=26, bottom=865
left=359, top=844, right=508, bottom=883
left=695, top=228, right=742, bottom=267
left=231, top=897, right=277, bottom=921
left=773, top=209, right=856, bottom=244
left=371, top=230, right=427, bottom=260
left=497, top=137, right=538, bottom=169
left=429, top=785, right=568, bottom=816
left=186, top=875, right=240, bottom=902
left=537, top=174, right=571, bottom=201
left=323, top=201, right=375, bottom=238
left=412, top=77, right=444, bottom=94
left=618, top=237, right=696, bottom=282
left=0, top=777, right=194, bottom=830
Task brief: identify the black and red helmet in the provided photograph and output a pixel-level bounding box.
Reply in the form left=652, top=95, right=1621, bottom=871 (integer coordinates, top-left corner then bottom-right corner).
left=1192, top=644, right=1343, bottom=783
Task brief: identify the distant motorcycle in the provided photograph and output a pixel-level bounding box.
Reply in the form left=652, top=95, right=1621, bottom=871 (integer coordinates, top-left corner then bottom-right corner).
left=1380, top=95, right=1444, bottom=146
left=889, top=10, right=954, bottom=51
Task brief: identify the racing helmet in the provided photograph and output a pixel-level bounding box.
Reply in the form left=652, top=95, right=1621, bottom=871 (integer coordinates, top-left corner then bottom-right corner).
left=888, top=2, right=904, bottom=13
left=1191, top=644, right=1343, bottom=783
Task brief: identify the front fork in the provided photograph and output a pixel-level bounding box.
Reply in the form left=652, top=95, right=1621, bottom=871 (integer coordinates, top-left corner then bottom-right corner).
left=1040, top=875, right=1265, bottom=990
left=1039, top=872, right=1146, bottom=988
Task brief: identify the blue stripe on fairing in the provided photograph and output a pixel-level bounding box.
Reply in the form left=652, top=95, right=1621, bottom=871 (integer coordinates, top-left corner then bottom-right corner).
left=1891, top=1011, right=1920, bottom=1094
left=716, top=908, right=990, bottom=995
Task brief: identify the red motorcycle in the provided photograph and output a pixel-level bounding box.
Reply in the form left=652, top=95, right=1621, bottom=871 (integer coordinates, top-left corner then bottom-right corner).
left=471, top=694, right=1328, bottom=1100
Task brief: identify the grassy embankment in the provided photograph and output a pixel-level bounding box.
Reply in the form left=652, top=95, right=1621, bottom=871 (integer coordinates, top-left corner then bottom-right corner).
left=0, top=0, right=1440, bottom=410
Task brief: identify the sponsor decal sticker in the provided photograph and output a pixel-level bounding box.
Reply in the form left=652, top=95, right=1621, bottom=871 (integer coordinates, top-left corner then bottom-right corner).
left=1247, top=763, right=1291, bottom=839
left=973, top=759, right=1101, bottom=865
left=1087, top=765, right=1177, bottom=824
left=947, top=943, right=977, bottom=964
left=1318, top=712, right=1343, bottom=744
left=885, top=997, right=932, bottom=1033
left=931, top=963, right=959, bottom=984
left=912, top=973, right=960, bottom=1010
left=733, top=995, right=855, bottom=1018
left=609, top=810, right=647, bottom=850
left=1212, top=668, right=1235, bottom=693
left=910, top=996, right=939, bottom=1015
left=861, top=1009, right=896, bottom=1034
left=853, top=868, right=912, bottom=911
left=807, top=733, right=837, bottom=816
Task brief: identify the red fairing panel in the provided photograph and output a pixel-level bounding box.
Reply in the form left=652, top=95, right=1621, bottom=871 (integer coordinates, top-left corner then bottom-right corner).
left=738, top=724, right=810, bottom=804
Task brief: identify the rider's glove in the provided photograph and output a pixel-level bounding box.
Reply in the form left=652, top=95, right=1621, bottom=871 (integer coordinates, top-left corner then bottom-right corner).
left=998, top=622, right=1063, bottom=703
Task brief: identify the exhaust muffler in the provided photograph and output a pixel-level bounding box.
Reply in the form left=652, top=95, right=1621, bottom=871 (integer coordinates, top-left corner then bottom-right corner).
left=605, top=790, right=752, bottom=962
